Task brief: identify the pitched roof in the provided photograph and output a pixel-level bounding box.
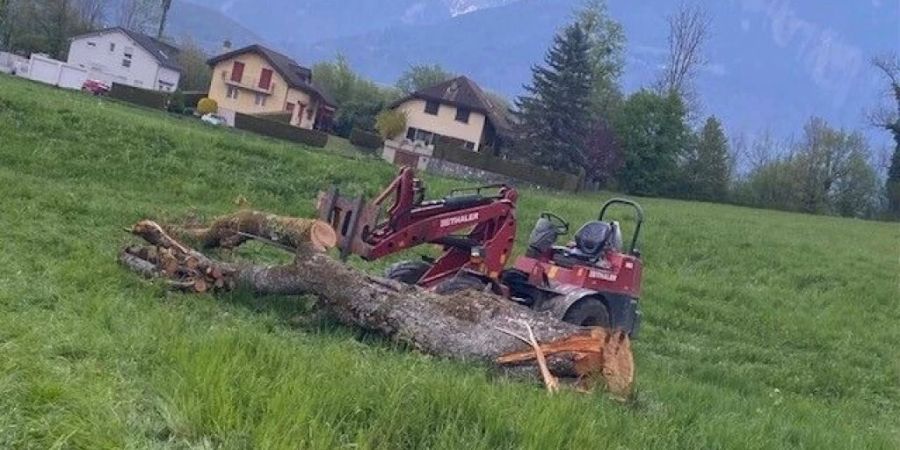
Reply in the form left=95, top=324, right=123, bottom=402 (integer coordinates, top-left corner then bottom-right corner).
left=207, top=44, right=335, bottom=107
left=392, top=76, right=512, bottom=132
left=71, top=27, right=182, bottom=72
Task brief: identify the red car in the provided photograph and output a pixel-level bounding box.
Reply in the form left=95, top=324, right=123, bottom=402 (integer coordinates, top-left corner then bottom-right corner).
left=81, top=79, right=111, bottom=96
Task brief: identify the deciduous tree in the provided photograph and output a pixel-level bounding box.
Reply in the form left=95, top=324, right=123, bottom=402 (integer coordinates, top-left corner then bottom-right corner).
left=396, top=64, right=454, bottom=93
left=575, top=0, right=625, bottom=116
left=583, top=117, right=622, bottom=188
left=656, top=1, right=710, bottom=115
left=175, top=37, right=210, bottom=91
left=312, top=55, right=400, bottom=137
left=115, top=0, right=157, bottom=33
left=613, top=90, right=688, bottom=195
left=869, top=54, right=900, bottom=217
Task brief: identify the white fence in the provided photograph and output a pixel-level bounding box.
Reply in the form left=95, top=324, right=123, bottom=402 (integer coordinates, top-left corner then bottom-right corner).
left=15, top=54, right=88, bottom=90
left=0, top=51, right=28, bottom=75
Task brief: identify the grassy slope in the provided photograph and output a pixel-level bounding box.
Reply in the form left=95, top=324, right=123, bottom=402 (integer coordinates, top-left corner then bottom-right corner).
left=0, top=74, right=898, bottom=449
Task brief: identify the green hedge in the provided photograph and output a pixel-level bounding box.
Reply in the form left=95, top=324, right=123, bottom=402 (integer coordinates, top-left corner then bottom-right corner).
left=253, top=111, right=293, bottom=124
left=234, top=112, right=328, bottom=148
left=433, top=143, right=582, bottom=192
left=109, top=83, right=170, bottom=109
left=349, top=128, right=383, bottom=149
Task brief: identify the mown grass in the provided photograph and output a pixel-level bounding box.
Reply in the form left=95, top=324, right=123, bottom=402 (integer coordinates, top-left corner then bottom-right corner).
left=0, top=74, right=898, bottom=449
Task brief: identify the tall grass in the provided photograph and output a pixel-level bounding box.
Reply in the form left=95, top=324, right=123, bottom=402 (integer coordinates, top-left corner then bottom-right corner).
left=0, top=74, right=898, bottom=449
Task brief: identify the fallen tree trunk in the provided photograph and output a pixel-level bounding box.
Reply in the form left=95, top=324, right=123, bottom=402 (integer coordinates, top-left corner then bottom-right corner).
left=119, top=211, right=634, bottom=397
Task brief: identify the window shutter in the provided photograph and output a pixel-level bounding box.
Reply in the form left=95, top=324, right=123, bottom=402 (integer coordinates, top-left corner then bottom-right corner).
left=231, top=61, right=245, bottom=82
left=259, top=68, right=273, bottom=90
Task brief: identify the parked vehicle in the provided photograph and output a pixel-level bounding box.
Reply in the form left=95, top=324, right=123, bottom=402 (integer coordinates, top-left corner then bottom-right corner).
left=200, top=113, right=227, bottom=126
left=81, top=79, right=110, bottom=96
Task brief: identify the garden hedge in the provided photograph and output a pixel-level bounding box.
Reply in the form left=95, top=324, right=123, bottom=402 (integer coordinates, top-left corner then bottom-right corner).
left=349, top=128, right=384, bottom=150
left=234, top=112, right=329, bottom=148
left=109, top=83, right=170, bottom=109
left=433, top=143, right=582, bottom=192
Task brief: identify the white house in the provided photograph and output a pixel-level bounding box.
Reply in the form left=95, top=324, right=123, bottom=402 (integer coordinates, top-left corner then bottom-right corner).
left=67, top=27, right=182, bottom=91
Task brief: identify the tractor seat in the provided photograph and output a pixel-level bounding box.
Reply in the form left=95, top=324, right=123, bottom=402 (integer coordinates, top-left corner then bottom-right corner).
left=571, top=221, right=612, bottom=260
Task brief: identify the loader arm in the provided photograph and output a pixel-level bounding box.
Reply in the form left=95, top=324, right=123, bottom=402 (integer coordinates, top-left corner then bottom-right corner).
left=317, top=167, right=518, bottom=287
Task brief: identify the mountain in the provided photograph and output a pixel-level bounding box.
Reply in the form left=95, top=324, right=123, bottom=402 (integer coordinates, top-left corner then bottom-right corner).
left=301, top=0, right=577, bottom=93
left=99, top=0, right=265, bottom=52
left=184, top=0, right=450, bottom=46
left=165, top=1, right=265, bottom=51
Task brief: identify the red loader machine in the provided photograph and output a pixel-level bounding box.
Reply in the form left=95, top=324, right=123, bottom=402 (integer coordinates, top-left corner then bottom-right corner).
left=317, top=167, right=644, bottom=337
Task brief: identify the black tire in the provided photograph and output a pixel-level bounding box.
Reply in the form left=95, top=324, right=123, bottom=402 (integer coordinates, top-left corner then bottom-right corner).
left=562, top=297, right=611, bottom=327
left=385, top=260, right=431, bottom=285
left=434, top=275, right=488, bottom=295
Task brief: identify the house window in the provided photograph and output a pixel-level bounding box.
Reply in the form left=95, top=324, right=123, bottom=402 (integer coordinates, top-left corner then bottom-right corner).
left=407, top=127, right=436, bottom=145
left=124, top=47, right=133, bottom=58
left=455, top=107, right=470, bottom=123
left=286, top=103, right=295, bottom=113
left=231, top=61, right=245, bottom=83
left=87, top=41, right=96, bottom=47
left=259, top=68, right=273, bottom=90
left=296, top=103, right=307, bottom=124
left=159, top=80, right=174, bottom=91
left=464, top=141, right=476, bottom=151
left=424, top=100, right=439, bottom=115
left=109, top=42, right=116, bottom=52
left=121, top=58, right=131, bottom=68
left=226, top=85, right=239, bottom=99
left=254, top=93, right=267, bottom=106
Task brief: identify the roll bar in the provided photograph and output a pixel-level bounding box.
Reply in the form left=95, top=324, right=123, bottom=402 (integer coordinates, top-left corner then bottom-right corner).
left=599, top=198, right=644, bottom=255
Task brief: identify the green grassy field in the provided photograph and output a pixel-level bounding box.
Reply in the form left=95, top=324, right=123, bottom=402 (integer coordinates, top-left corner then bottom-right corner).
left=0, top=74, right=898, bottom=449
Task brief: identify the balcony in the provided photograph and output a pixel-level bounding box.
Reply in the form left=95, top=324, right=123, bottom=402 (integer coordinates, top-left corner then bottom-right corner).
left=221, top=70, right=276, bottom=95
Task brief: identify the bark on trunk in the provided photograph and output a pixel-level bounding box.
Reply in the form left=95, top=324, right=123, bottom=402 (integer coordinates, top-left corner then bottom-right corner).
left=119, top=211, right=634, bottom=397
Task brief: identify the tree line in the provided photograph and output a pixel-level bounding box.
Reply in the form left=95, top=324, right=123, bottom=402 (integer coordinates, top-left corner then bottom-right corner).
left=508, top=1, right=899, bottom=221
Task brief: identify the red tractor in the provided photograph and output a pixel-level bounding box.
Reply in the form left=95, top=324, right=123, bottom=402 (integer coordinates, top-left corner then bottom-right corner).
left=317, top=167, right=644, bottom=336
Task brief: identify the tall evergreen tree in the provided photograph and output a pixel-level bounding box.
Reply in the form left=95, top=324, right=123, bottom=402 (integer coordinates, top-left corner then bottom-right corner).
left=684, top=116, right=730, bottom=201
left=513, top=23, right=594, bottom=173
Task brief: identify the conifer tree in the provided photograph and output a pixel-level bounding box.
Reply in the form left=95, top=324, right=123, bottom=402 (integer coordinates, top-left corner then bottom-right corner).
left=514, top=23, right=594, bottom=173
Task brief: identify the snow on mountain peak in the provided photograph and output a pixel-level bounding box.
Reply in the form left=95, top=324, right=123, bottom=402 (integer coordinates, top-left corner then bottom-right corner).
left=444, top=0, right=518, bottom=17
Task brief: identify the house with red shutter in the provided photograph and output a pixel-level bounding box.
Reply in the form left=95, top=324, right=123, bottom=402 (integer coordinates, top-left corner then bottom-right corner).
left=206, top=44, right=335, bottom=130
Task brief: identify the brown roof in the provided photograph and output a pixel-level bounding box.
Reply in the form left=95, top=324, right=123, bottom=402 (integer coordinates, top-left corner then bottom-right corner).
left=392, top=76, right=512, bottom=132
left=208, top=44, right=335, bottom=107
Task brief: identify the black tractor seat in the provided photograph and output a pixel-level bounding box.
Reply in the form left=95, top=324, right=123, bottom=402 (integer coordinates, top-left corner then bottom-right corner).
left=551, top=221, right=621, bottom=267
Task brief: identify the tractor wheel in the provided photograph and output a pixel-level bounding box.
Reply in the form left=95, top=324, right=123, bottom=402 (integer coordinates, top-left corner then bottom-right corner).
left=434, top=275, right=488, bottom=295
left=385, top=260, right=431, bottom=285
left=562, top=298, right=611, bottom=327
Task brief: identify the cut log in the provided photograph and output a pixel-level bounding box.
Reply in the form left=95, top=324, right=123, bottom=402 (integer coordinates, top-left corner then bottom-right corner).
left=172, top=210, right=337, bottom=252
left=119, top=214, right=634, bottom=397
